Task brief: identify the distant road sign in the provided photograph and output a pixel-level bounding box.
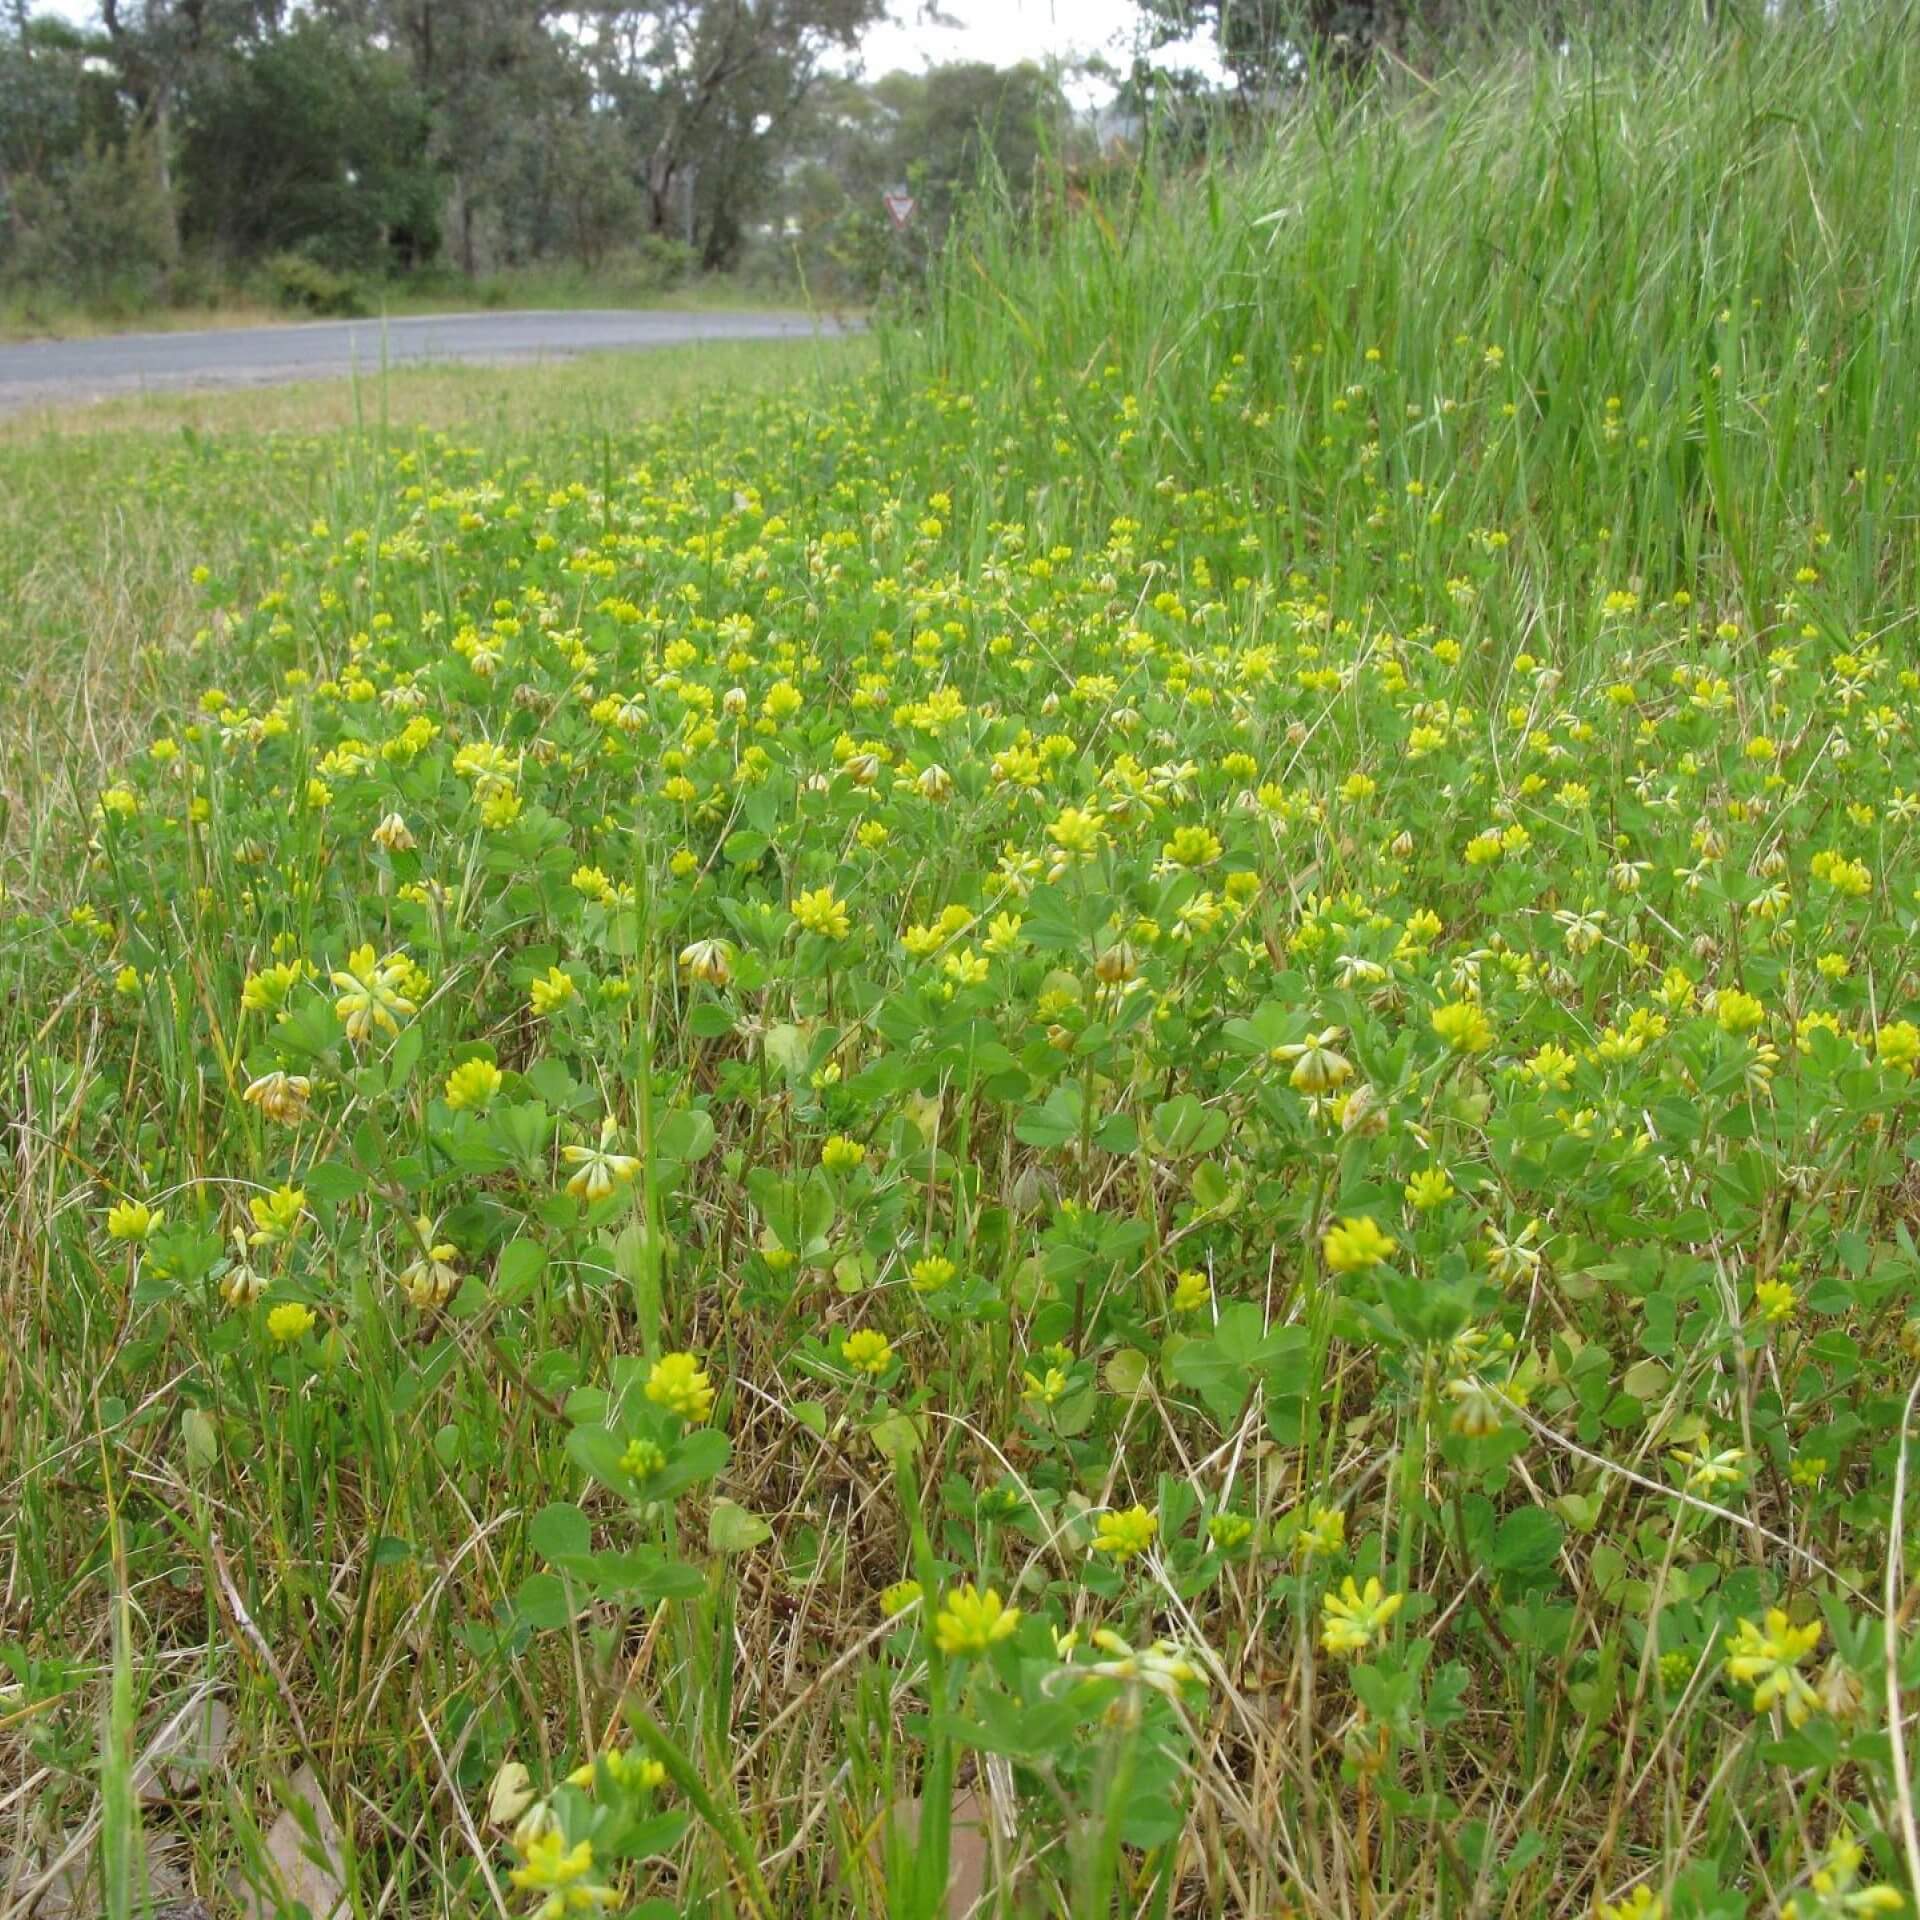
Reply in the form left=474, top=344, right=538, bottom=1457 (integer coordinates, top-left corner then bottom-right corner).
left=883, top=189, right=916, bottom=230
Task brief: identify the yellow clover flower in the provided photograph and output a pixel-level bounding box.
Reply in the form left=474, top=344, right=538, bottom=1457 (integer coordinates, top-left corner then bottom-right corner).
left=1322, top=1215, right=1396, bottom=1273
left=266, top=1302, right=316, bottom=1344
left=933, top=1583, right=1021, bottom=1657
left=106, top=1200, right=161, bottom=1242
left=1723, top=1609, right=1822, bottom=1725
left=529, top=967, right=578, bottom=1016
left=645, top=1351, right=715, bottom=1425
left=330, top=943, right=417, bottom=1043
left=444, top=1059, right=503, bottom=1111
left=1431, top=999, right=1495, bottom=1052
left=507, top=1829, right=616, bottom=1920
left=1093, top=1503, right=1158, bottom=1561
left=1319, top=1575, right=1404, bottom=1657
left=841, top=1328, right=893, bottom=1376
left=790, top=886, right=851, bottom=939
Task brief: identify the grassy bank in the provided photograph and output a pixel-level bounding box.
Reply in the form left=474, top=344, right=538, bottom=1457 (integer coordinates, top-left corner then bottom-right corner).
left=5, top=11, right=1920, bottom=1920
left=0, top=266, right=832, bottom=344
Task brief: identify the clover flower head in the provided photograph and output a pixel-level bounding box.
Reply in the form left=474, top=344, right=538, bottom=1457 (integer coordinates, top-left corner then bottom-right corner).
left=1320, top=1575, right=1404, bottom=1657
left=106, top=1200, right=161, bottom=1243
left=645, top=1351, right=715, bottom=1424
left=791, top=887, right=851, bottom=939
left=529, top=967, right=577, bottom=1016
left=1093, top=1503, right=1158, bottom=1561
left=562, top=1115, right=642, bottom=1201
left=1723, top=1608, right=1822, bottom=1725
left=1431, top=998, right=1495, bottom=1052
left=331, top=943, right=416, bottom=1043
left=933, top=1583, right=1020, bottom=1656
left=508, top=1829, right=616, bottom=1920
left=841, top=1328, right=893, bottom=1376
left=244, top=1071, right=313, bottom=1126
left=1322, top=1214, right=1396, bottom=1273
left=445, top=1059, right=503, bottom=1111
left=879, top=1578, right=923, bottom=1619
left=266, top=1301, right=316, bottom=1344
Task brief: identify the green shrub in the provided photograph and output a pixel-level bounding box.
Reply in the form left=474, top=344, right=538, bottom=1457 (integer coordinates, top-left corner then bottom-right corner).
left=259, top=251, right=366, bottom=316
left=611, top=234, right=696, bottom=295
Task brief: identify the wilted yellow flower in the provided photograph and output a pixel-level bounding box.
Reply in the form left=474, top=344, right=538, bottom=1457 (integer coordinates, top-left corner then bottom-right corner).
left=243, top=1071, right=313, bottom=1126
left=562, top=1116, right=641, bottom=1201
left=220, top=1229, right=267, bottom=1309
left=400, top=1226, right=461, bottom=1309
left=678, top=938, right=735, bottom=986
left=331, top=943, right=416, bottom=1043
left=1275, top=1026, right=1353, bottom=1095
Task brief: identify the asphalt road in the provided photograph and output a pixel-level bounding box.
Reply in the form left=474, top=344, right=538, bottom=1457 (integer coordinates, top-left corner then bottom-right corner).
left=0, top=308, right=849, bottom=410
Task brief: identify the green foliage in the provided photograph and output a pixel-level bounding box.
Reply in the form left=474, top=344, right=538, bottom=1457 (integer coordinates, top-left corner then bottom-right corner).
left=0, top=127, right=174, bottom=302
left=256, top=250, right=367, bottom=315
left=11, top=11, right=1920, bottom=1919
left=777, top=60, right=1073, bottom=301
left=180, top=21, right=440, bottom=273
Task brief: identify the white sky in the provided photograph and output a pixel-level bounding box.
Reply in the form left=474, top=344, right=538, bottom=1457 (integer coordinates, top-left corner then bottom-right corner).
left=862, top=0, right=1143, bottom=76
left=37, top=0, right=1220, bottom=97
left=39, top=0, right=1193, bottom=75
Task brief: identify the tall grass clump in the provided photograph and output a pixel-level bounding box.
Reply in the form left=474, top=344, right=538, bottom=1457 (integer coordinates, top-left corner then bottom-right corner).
left=11, top=12, right=1920, bottom=1920
left=927, top=6, right=1920, bottom=643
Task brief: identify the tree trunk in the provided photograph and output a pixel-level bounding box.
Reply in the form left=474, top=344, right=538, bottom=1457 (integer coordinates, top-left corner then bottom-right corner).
left=460, top=183, right=476, bottom=274
left=645, top=142, right=674, bottom=234
left=152, top=87, right=182, bottom=268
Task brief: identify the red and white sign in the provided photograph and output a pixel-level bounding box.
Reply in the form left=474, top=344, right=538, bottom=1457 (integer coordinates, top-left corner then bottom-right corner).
left=883, top=189, right=916, bottom=230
